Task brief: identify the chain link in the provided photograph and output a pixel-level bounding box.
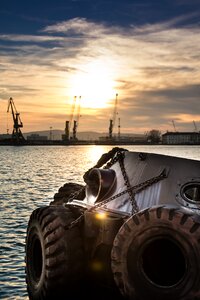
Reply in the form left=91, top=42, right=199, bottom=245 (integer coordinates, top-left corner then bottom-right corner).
left=66, top=168, right=167, bottom=229
left=91, top=168, right=167, bottom=210
left=68, top=148, right=127, bottom=203
left=103, top=148, right=128, bottom=169
left=117, top=152, right=139, bottom=214
left=103, top=149, right=139, bottom=213
left=65, top=148, right=127, bottom=229
left=65, top=149, right=167, bottom=229
left=65, top=186, right=85, bottom=203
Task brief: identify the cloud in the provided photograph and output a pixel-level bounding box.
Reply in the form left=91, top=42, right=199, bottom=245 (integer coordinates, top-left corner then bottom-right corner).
left=1, top=17, right=200, bottom=133
left=42, top=18, right=105, bottom=37
left=0, top=34, right=65, bottom=43
left=131, top=12, right=200, bottom=34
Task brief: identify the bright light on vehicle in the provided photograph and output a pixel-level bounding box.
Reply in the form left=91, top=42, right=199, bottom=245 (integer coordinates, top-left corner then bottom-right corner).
left=90, top=261, right=104, bottom=272
left=95, top=212, right=107, bottom=220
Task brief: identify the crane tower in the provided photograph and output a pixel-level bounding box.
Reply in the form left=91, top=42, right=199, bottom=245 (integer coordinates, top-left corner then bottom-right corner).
left=172, top=120, right=177, bottom=132
left=7, top=97, right=25, bottom=142
left=72, top=96, right=81, bottom=140
left=69, top=96, right=77, bottom=130
left=109, top=93, right=118, bottom=139
left=118, top=117, right=121, bottom=140
left=62, top=96, right=81, bottom=142
left=193, top=120, right=198, bottom=132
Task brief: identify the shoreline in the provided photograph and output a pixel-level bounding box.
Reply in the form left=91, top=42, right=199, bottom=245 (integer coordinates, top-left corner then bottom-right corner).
left=0, top=140, right=199, bottom=146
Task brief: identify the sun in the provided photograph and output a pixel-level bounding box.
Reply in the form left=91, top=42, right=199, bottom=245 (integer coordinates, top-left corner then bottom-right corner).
left=68, top=60, right=116, bottom=109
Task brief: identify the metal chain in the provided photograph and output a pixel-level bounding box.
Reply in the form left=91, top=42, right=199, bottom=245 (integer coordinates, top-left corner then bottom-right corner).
left=98, top=148, right=139, bottom=213
left=65, top=149, right=127, bottom=229
left=83, top=147, right=128, bottom=184
left=66, top=148, right=126, bottom=202
left=104, top=148, right=128, bottom=169
left=92, top=168, right=167, bottom=210
left=65, top=211, right=85, bottom=229
left=117, top=152, right=139, bottom=214
left=66, top=168, right=167, bottom=229
left=69, top=148, right=127, bottom=203
left=65, top=186, right=85, bottom=203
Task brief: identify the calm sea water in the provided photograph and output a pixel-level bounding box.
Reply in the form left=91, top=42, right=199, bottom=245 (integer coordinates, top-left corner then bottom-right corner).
left=0, top=145, right=200, bottom=299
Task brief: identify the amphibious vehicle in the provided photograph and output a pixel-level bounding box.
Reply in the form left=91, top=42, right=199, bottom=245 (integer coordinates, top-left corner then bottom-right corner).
left=25, top=147, right=200, bottom=299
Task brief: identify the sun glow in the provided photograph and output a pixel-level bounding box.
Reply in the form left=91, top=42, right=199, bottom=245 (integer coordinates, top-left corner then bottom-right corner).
left=69, top=61, right=116, bottom=109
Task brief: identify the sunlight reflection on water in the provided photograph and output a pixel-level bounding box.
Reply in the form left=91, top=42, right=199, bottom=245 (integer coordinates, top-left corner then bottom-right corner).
left=0, top=145, right=200, bottom=299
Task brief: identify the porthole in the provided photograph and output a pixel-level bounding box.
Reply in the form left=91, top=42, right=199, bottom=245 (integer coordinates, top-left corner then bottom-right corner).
left=181, top=182, right=200, bottom=204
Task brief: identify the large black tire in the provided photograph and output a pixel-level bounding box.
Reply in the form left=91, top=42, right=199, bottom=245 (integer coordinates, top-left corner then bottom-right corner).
left=51, top=182, right=85, bottom=205
left=25, top=205, right=84, bottom=299
left=111, top=205, right=200, bottom=300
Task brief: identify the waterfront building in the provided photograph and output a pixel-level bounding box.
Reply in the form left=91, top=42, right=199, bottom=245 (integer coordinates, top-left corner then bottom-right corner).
left=162, top=132, right=200, bottom=145
left=0, top=134, right=11, bottom=140
left=27, top=134, right=48, bottom=141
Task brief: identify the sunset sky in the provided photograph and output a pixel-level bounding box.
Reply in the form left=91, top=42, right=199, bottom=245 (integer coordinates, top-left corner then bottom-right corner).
left=0, top=0, right=200, bottom=135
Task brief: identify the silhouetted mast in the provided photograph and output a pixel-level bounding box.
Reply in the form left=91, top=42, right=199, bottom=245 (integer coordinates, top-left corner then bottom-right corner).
left=193, top=120, right=198, bottom=132
left=118, top=117, right=121, bottom=140
left=109, top=120, right=113, bottom=139
left=109, top=93, right=118, bottom=139
left=172, top=120, right=177, bottom=132
left=64, top=121, right=70, bottom=140
left=72, top=96, right=81, bottom=140
left=69, top=96, right=77, bottom=130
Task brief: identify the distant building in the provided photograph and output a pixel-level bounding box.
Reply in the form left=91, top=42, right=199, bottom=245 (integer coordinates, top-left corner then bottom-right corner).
left=98, top=134, right=147, bottom=144
left=0, top=134, right=11, bottom=140
left=162, top=132, right=200, bottom=145
left=26, top=134, right=48, bottom=141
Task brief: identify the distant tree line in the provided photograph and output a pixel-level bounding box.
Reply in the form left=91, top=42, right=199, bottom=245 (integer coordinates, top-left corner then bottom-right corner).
left=146, top=129, right=162, bottom=143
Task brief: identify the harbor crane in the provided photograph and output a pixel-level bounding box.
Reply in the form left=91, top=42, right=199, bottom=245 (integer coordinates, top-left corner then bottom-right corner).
left=118, top=117, right=121, bottom=140
left=7, top=97, right=25, bottom=142
left=69, top=96, right=77, bottom=129
left=172, top=120, right=177, bottom=132
left=62, top=121, right=70, bottom=141
left=109, top=93, right=118, bottom=139
left=72, top=96, right=81, bottom=140
left=62, top=96, right=81, bottom=142
left=193, top=120, right=198, bottom=132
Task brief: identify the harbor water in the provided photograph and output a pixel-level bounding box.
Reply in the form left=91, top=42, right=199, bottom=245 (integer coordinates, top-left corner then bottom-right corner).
left=0, top=145, right=200, bottom=299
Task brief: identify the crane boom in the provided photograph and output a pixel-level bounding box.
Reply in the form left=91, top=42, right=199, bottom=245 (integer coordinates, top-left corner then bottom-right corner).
left=172, top=120, right=177, bottom=132
left=108, top=93, right=118, bottom=139
left=113, top=93, right=118, bottom=127
left=193, top=120, right=198, bottom=132
left=76, top=96, right=81, bottom=127
left=69, top=96, right=77, bottom=129
left=72, top=96, right=81, bottom=140
left=118, top=117, right=121, bottom=140
left=7, top=97, right=25, bottom=142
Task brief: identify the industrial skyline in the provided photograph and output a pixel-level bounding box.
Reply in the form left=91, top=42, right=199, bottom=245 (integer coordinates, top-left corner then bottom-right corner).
left=0, top=0, right=200, bottom=134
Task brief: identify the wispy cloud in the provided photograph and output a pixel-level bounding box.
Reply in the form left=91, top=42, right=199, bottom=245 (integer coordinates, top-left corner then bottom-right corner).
left=0, top=34, right=65, bottom=43
left=1, top=17, right=200, bottom=133
left=42, top=18, right=99, bottom=35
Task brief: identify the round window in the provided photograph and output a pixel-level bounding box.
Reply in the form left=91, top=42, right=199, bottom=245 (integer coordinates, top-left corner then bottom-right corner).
left=181, top=182, right=200, bottom=204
